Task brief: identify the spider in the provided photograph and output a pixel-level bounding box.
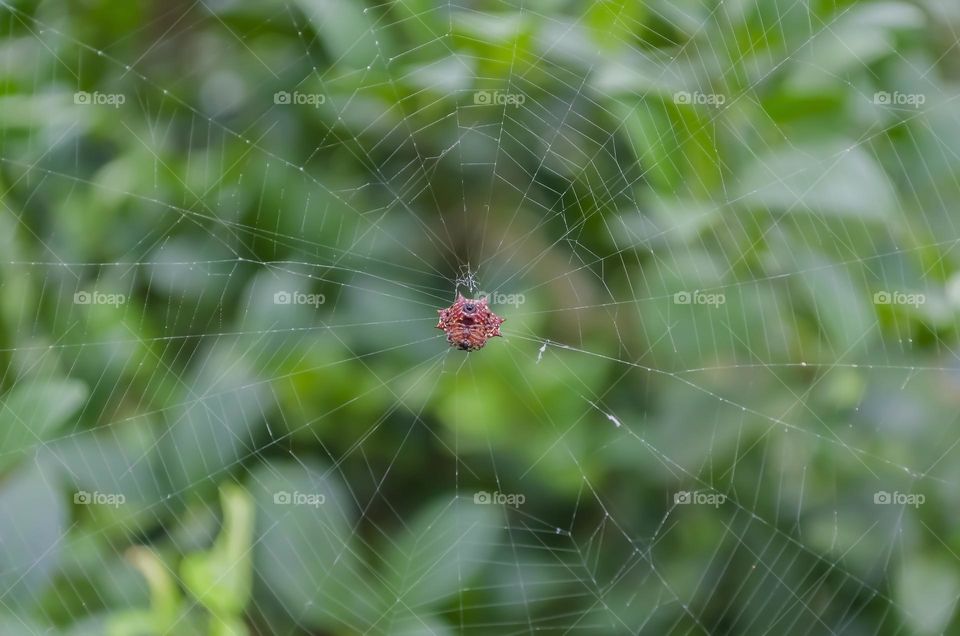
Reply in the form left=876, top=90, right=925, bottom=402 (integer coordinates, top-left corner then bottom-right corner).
left=437, top=294, right=505, bottom=351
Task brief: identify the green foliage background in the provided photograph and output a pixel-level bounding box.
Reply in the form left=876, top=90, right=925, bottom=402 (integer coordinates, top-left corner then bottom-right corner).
left=2, top=0, right=960, bottom=633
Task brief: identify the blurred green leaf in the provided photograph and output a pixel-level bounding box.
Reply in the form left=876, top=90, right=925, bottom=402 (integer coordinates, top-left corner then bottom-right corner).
left=791, top=250, right=876, bottom=353
left=786, top=2, right=925, bottom=91
left=109, top=547, right=180, bottom=636
left=161, top=342, right=273, bottom=493
left=250, top=460, right=375, bottom=632
left=0, top=614, right=47, bottom=636
left=379, top=497, right=501, bottom=611
left=296, top=0, right=382, bottom=69
left=181, top=484, right=254, bottom=623
left=737, top=143, right=898, bottom=221
left=0, top=378, right=87, bottom=473
left=386, top=614, right=454, bottom=636
left=896, top=554, right=960, bottom=634
left=0, top=464, right=67, bottom=611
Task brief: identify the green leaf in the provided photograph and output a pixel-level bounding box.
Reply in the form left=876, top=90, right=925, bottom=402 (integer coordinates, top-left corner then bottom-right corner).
left=586, top=0, right=646, bottom=50
left=379, top=497, right=502, bottom=611
left=295, top=0, right=382, bottom=69
left=209, top=616, right=248, bottom=636
left=896, top=554, right=960, bottom=634
left=737, top=143, right=897, bottom=222
left=116, top=547, right=180, bottom=636
left=386, top=614, right=454, bottom=636
left=612, top=102, right=683, bottom=190
left=0, top=378, right=87, bottom=473
left=791, top=250, right=876, bottom=353
left=0, top=614, right=47, bottom=636
left=454, top=12, right=529, bottom=43
left=592, top=54, right=686, bottom=96
left=251, top=460, right=375, bottom=632
left=161, top=342, right=272, bottom=492
left=787, top=2, right=926, bottom=91
left=107, top=611, right=164, bottom=636
left=0, top=464, right=67, bottom=611
left=181, top=484, right=254, bottom=619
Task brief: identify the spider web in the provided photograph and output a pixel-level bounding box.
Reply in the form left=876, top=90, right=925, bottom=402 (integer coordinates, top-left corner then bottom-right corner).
left=1, top=0, right=959, bottom=634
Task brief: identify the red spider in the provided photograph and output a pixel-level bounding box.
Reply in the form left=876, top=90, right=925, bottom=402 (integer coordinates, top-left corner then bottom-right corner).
left=437, top=294, right=505, bottom=351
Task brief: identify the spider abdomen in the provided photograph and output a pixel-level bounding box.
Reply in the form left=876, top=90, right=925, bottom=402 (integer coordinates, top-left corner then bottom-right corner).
left=436, top=294, right=505, bottom=351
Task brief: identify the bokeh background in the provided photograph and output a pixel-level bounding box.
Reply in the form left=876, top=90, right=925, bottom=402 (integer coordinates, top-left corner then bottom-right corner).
left=2, top=0, right=960, bottom=634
